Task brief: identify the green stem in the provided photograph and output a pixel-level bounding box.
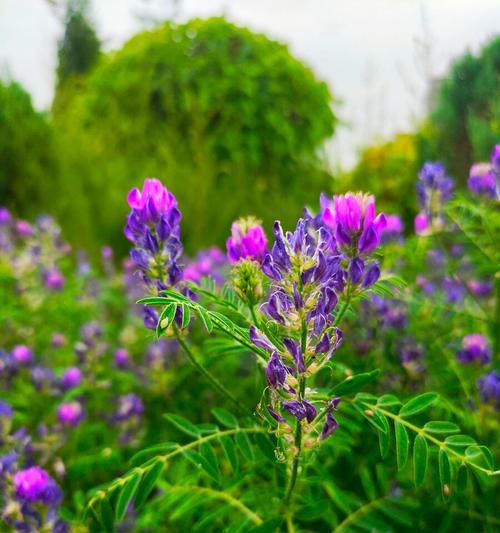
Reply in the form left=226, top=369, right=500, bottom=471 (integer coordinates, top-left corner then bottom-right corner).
left=283, top=420, right=302, bottom=506
left=333, top=283, right=351, bottom=327
left=249, top=304, right=260, bottom=328
left=175, top=330, right=251, bottom=417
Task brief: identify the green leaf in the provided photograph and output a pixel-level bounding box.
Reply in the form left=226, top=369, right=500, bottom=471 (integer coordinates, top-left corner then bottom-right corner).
left=377, top=394, right=401, bottom=408
left=200, top=442, right=220, bottom=481
left=156, top=303, right=177, bottom=337
left=164, top=414, right=201, bottom=438
left=413, top=435, right=428, bottom=488
left=445, top=435, right=476, bottom=447
left=134, top=460, right=165, bottom=509
left=115, top=471, right=142, bottom=521
left=423, top=421, right=460, bottom=434
left=456, top=464, right=468, bottom=492
left=328, top=369, right=380, bottom=396
left=211, top=407, right=238, bottom=429
left=235, top=431, right=254, bottom=462
left=130, top=442, right=177, bottom=466
left=182, top=449, right=219, bottom=482
left=399, top=393, right=438, bottom=418
left=255, top=433, right=276, bottom=462
left=219, top=435, right=238, bottom=473
left=395, top=421, right=409, bottom=470
left=378, top=414, right=390, bottom=459
left=198, top=306, right=214, bottom=333
left=98, top=497, right=115, bottom=533
left=465, top=445, right=494, bottom=469
left=438, top=449, right=451, bottom=488
left=136, top=296, right=170, bottom=305
left=181, top=304, right=191, bottom=329
left=352, top=402, right=388, bottom=433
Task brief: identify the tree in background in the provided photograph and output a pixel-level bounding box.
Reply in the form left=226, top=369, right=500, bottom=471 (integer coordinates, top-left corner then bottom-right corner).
left=419, top=36, right=500, bottom=182
left=54, top=17, right=336, bottom=255
left=0, top=81, right=59, bottom=217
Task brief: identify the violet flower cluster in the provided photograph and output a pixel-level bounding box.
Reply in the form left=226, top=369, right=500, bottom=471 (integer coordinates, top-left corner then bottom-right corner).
left=184, top=246, right=227, bottom=284
left=467, top=144, right=499, bottom=199
left=125, top=178, right=184, bottom=329
left=457, top=334, right=492, bottom=365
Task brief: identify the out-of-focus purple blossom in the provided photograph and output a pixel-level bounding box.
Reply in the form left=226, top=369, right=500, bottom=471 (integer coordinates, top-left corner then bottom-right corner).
left=0, top=450, right=18, bottom=473
left=30, top=366, right=56, bottom=390
left=51, top=333, right=66, bottom=348
left=13, top=466, right=62, bottom=505
left=15, top=220, right=34, bottom=237
left=468, top=162, right=497, bottom=198
left=381, top=214, right=403, bottom=243
left=491, top=144, right=500, bottom=173
left=468, top=279, right=493, bottom=298
left=416, top=275, right=436, bottom=294
left=115, top=394, right=144, bottom=422
left=114, top=348, right=130, bottom=368
left=414, top=212, right=429, bottom=235
left=477, top=370, right=500, bottom=409
left=442, top=276, right=465, bottom=304
left=184, top=246, right=226, bottom=284
left=0, top=207, right=11, bottom=224
left=226, top=218, right=267, bottom=264
left=417, top=162, right=454, bottom=202
left=457, top=334, right=491, bottom=365
left=322, top=193, right=386, bottom=255
left=60, top=367, right=82, bottom=390
left=43, top=267, right=65, bottom=290
left=57, top=402, right=83, bottom=427
left=11, top=345, right=34, bottom=365
left=101, top=245, right=113, bottom=260
left=0, top=400, right=13, bottom=418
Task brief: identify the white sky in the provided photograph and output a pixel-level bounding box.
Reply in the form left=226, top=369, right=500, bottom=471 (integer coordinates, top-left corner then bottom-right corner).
left=0, top=0, right=499, bottom=167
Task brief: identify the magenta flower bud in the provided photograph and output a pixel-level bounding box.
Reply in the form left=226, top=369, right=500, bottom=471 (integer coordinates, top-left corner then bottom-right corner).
left=61, top=367, right=82, bottom=389
left=12, top=345, right=33, bottom=365
left=383, top=214, right=403, bottom=234
left=414, top=212, right=429, bottom=235
left=127, top=178, right=177, bottom=222
left=114, top=348, right=130, bottom=368
left=457, top=334, right=491, bottom=365
left=57, top=401, right=83, bottom=426
left=491, top=144, right=500, bottom=172
left=226, top=217, right=267, bottom=264
left=15, top=220, right=33, bottom=237
left=14, top=466, right=62, bottom=504
left=323, top=193, right=386, bottom=254
left=43, top=268, right=65, bottom=290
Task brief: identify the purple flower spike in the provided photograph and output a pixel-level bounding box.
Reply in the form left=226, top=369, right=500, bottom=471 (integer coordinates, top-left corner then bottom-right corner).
left=468, top=163, right=497, bottom=198
left=12, top=345, right=33, bottom=365
left=266, top=352, right=287, bottom=388
left=226, top=218, right=267, bottom=264
left=477, top=371, right=500, bottom=408
left=283, top=337, right=306, bottom=373
left=14, top=466, right=62, bottom=505
left=319, top=413, right=339, bottom=441
left=57, top=402, right=83, bottom=427
left=60, top=367, right=82, bottom=389
left=282, top=400, right=307, bottom=421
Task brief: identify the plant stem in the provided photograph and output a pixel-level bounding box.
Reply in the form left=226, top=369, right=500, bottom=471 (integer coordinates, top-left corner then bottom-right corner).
left=283, top=420, right=302, bottom=506
left=333, top=283, right=351, bottom=327
left=175, top=330, right=250, bottom=417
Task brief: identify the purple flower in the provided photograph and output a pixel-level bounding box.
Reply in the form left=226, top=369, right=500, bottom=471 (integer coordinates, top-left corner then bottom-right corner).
left=13, top=466, right=62, bottom=505
left=319, top=413, right=339, bottom=441
left=57, top=402, right=83, bottom=426
left=226, top=218, right=267, bottom=264
left=477, top=371, right=500, bottom=408
left=267, top=405, right=286, bottom=423
left=467, top=279, right=492, bottom=298
left=457, top=334, right=491, bottom=365
left=468, top=163, right=497, bottom=198
left=362, top=262, right=380, bottom=288
left=60, top=367, right=82, bottom=389
left=184, top=246, right=226, bottom=284
left=51, top=333, right=66, bottom=348
left=43, top=268, right=65, bottom=290
left=0, top=207, right=11, bottom=224
left=323, top=193, right=386, bottom=255
left=0, top=400, right=13, bottom=418
left=114, top=348, right=130, bottom=368
left=414, top=212, right=429, bottom=235
left=491, top=144, right=500, bottom=173
left=115, top=394, right=144, bottom=422
left=11, top=345, right=33, bottom=365
left=265, top=352, right=287, bottom=388
left=127, top=178, right=178, bottom=225
left=282, top=400, right=317, bottom=422
left=15, top=220, right=34, bottom=237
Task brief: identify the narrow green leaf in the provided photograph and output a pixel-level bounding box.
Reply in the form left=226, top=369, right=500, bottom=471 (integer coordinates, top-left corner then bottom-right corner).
left=413, top=435, right=428, bottom=487
left=424, top=421, right=460, bottom=434
left=181, top=304, right=191, bottom=329
left=134, top=460, right=165, bottom=509
left=182, top=449, right=219, bottom=482
left=115, top=472, right=142, bottom=521
left=438, top=449, right=451, bottom=487
left=378, top=414, right=390, bottom=459
left=399, top=393, right=438, bottom=418
left=465, top=445, right=494, bottom=469
left=445, top=435, right=476, bottom=447
left=359, top=467, right=377, bottom=501
left=352, top=402, right=387, bottom=433
left=156, top=303, right=177, bottom=337
left=255, top=433, right=276, bottom=462
left=164, top=414, right=200, bottom=438
left=211, top=407, right=238, bottom=429
left=198, top=307, right=214, bottom=333
left=129, top=442, right=177, bottom=466
left=328, top=369, right=380, bottom=396
left=98, top=497, right=115, bottom=533
left=235, top=431, right=254, bottom=462
left=200, top=442, right=220, bottom=482
left=219, top=435, right=238, bottom=473
left=395, top=421, right=409, bottom=470
left=136, top=297, right=170, bottom=305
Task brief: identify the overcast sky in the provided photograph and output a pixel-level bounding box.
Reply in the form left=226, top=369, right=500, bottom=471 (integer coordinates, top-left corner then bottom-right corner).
left=0, top=0, right=498, bottom=167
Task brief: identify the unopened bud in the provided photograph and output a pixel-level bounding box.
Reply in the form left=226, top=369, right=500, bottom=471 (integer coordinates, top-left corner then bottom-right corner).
left=364, top=409, right=374, bottom=417
left=230, top=259, right=264, bottom=306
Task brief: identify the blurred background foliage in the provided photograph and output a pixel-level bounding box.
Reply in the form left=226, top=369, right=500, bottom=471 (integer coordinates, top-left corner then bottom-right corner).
left=0, top=2, right=499, bottom=257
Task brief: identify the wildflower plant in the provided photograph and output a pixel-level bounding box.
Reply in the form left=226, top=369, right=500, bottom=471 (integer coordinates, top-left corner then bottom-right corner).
left=80, top=179, right=498, bottom=533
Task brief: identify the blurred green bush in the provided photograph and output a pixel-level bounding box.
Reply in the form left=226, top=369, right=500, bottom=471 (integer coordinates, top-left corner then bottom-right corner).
left=52, top=17, right=336, bottom=256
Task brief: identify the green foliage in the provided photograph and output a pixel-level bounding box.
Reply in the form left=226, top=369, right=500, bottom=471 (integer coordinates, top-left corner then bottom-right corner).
left=419, top=36, right=500, bottom=181
left=0, top=81, right=59, bottom=217
left=53, top=17, right=336, bottom=256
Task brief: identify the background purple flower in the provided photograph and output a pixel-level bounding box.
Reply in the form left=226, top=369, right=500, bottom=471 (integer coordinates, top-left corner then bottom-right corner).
left=226, top=218, right=267, bottom=264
